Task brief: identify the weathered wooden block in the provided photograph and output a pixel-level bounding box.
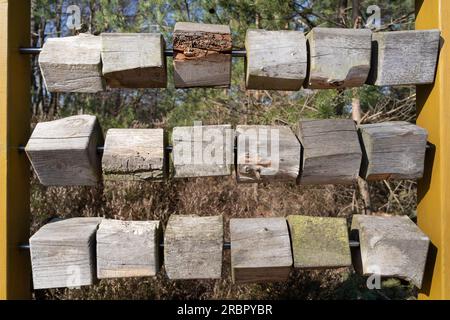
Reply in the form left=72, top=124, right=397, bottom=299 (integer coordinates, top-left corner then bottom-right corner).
left=230, top=218, right=292, bottom=283
left=367, top=30, right=440, bottom=86
left=96, top=219, right=161, bottom=279
left=351, top=214, right=430, bottom=288
left=39, top=34, right=105, bottom=93
left=101, top=33, right=167, bottom=88
left=25, top=115, right=103, bottom=186
left=306, top=28, right=372, bottom=89
left=173, top=22, right=232, bottom=88
left=359, top=121, right=428, bottom=180
left=172, top=124, right=234, bottom=178
left=236, top=125, right=301, bottom=183
left=29, top=217, right=102, bottom=289
left=164, top=215, right=223, bottom=279
left=245, top=29, right=307, bottom=90
left=102, top=128, right=166, bottom=181
left=297, top=119, right=362, bottom=185
left=287, top=215, right=351, bottom=269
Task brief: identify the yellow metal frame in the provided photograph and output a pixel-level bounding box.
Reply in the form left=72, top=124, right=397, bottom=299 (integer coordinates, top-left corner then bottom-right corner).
left=0, top=0, right=31, bottom=299
left=416, top=0, right=450, bottom=300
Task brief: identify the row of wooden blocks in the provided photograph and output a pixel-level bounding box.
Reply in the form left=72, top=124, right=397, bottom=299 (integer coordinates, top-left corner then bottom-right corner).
left=29, top=214, right=429, bottom=290
left=39, top=22, right=441, bottom=92
left=25, top=115, right=428, bottom=186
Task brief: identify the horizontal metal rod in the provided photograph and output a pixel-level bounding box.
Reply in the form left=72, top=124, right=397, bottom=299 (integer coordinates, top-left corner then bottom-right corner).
left=19, top=240, right=359, bottom=250
left=18, top=145, right=173, bottom=153
left=19, top=47, right=246, bottom=57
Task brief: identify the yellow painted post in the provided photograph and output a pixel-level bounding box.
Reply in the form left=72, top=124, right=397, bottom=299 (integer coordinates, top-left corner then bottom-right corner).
left=416, top=0, right=450, bottom=300
left=0, top=0, right=31, bottom=299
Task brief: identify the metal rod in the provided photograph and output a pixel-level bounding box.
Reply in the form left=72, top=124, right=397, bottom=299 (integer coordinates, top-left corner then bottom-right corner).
left=18, top=144, right=173, bottom=154
left=19, top=240, right=359, bottom=250
left=20, top=47, right=246, bottom=57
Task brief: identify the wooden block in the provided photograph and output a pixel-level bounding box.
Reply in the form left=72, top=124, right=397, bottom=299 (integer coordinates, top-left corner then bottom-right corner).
left=164, top=215, right=223, bottom=279
left=367, top=30, right=440, bottom=86
left=39, top=34, right=105, bottom=93
left=245, top=29, right=307, bottom=90
left=287, top=215, right=351, bottom=268
left=29, top=217, right=102, bottom=289
left=236, top=125, right=301, bottom=183
left=101, top=33, right=167, bottom=88
left=297, top=119, right=362, bottom=185
left=306, top=28, right=372, bottom=89
left=351, top=214, right=430, bottom=288
left=230, top=218, right=292, bottom=283
left=25, top=115, right=103, bottom=186
left=172, top=125, right=234, bottom=178
left=102, top=128, right=166, bottom=181
left=96, top=219, right=161, bottom=279
left=359, top=121, right=428, bottom=180
left=173, top=22, right=232, bottom=88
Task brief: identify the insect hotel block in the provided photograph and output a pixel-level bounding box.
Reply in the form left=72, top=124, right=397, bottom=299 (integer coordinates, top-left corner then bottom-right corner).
left=287, top=215, right=351, bottom=269
left=96, top=219, right=161, bottom=279
left=230, top=218, right=292, bottom=283
left=173, top=22, right=232, bottom=88
left=351, top=215, right=430, bottom=288
left=172, top=124, right=234, bottom=178
left=367, top=30, right=440, bottom=86
left=236, top=125, right=301, bottom=183
left=359, top=122, right=428, bottom=180
left=306, top=28, right=372, bottom=89
left=39, top=34, right=105, bottom=93
left=102, top=128, right=166, bottom=181
left=164, top=215, right=223, bottom=279
left=245, top=29, right=307, bottom=90
left=29, top=217, right=102, bottom=289
left=101, top=33, right=167, bottom=88
left=25, top=115, right=103, bottom=186
left=297, top=119, right=362, bottom=185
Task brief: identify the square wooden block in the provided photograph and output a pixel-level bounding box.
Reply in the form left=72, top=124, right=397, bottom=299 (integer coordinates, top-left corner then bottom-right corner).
left=172, top=125, right=234, bottom=178
left=96, top=219, right=161, bottom=279
left=39, top=34, right=105, bottom=93
left=164, top=215, right=223, bottom=279
left=230, top=218, right=292, bottom=283
left=29, top=217, right=102, bottom=289
left=173, top=22, right=232, bottom=88
left=367, top=30, right=440, bottom=86
left=101, top=33, right=167, bottom=88
left=25, top=115, right=103, bottom=186
left=359, top=122, right=428, bottom=180
left=306, top=28, right=372, bottom=89
left=245, top=29, right=307, bottom=90
left=297, top=119, right=362, bottom=185
left=236, top=125, right=301, bottom=183
left=102, top=128, right=166, bottom=181
left=287, top=215, right=351, bottom=269
left=352, top=215, right=430, bottom=288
